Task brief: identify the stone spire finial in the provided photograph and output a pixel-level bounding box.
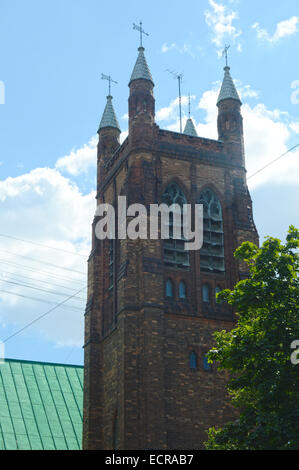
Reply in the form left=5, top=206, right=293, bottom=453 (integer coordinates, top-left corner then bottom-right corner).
left=217, top=66, right=241, bottom=106
left=98, top=95, right=121, bottom=133
left=129, top=47, right=154, bottom=87
left=184, top=118, right=198, bottom=137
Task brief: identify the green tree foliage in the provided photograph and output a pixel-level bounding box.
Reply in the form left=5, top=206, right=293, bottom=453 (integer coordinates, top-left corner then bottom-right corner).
left=205, top=226, right=299, bottom=450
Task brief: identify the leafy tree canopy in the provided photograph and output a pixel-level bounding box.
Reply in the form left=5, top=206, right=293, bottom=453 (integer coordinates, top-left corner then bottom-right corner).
left=205, top=226, right=299, bottom=450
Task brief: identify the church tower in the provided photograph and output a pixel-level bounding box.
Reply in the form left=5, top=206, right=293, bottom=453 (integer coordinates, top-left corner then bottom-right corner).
left=83, top=43, right=258, bottom=450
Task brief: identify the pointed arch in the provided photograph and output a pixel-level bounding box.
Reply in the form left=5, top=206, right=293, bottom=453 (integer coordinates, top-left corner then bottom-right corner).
left=162, top=182, right=187, bottom=207
left=162, top=183, right=190, bottom=270
left=198, top=188, right=225, bottom=273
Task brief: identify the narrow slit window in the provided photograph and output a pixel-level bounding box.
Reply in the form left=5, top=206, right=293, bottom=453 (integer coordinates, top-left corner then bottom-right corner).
left=179, top=281, right=187, bottom=300
left=189, top=352, right=197, bottom=370
left=202, top=284, right=210, bottom=304
left=166, top=279, right=174, bottom=299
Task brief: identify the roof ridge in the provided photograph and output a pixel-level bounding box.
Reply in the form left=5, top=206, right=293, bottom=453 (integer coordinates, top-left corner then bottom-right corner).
left=1, top=358, right=84, bottom=368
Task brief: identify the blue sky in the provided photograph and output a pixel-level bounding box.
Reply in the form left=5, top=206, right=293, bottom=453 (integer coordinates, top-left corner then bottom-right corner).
left=0, top=0, right=298, bottom=365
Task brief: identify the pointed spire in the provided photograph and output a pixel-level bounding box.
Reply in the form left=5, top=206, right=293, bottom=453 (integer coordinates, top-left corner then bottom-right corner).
left=129, top=47, right=154, bottom=86
left=184, top=118, right=198, bottom=137
left=98, top=95, right=121, bottom=133
left=217, top=66, right=241, bottom=106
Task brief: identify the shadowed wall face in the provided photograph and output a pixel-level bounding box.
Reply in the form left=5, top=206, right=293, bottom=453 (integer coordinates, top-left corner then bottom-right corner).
left=83, top=50, right=258, bottom=450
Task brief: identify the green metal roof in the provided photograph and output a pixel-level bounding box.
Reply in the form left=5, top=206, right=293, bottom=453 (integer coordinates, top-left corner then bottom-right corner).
left=183, top=118, right=198, bottom=137
left=129, top=47, right=154, bottom=86
left=217, top=66, right=241, bottom=106
left=0, top=359, right=83, bottom=450
left=98, top=95, right=121, bottom=133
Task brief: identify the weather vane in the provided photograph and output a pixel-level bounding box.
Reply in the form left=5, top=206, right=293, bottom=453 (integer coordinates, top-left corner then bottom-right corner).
left=133, top=21, right=149, bottom=48
left=101, top=73, right=118, bottom=96
left=188, top=93, right=191, bottom=119
left=222, top=44, right=230, bottom=67
left=167, top=69, right=184, bottom=133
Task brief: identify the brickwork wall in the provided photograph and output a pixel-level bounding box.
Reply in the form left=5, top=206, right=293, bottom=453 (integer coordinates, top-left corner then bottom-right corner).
left=83, top=76, right=258, bottom=449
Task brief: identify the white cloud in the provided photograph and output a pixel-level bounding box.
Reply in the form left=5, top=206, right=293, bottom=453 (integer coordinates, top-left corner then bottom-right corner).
left=161, top=42, right=196, bottom=59
left=205, top=0, right=242, bottom=51
left=238, top=84, right=259, bottom=99
left=55, top=131, right=128, bottom=177
left=56, top=136, right=97, bottom=176
left=0, top=167, right=95, bottom=346
left=120, top=131, right=128, bottom=144
left=252, top=16, right=299, bottom=44
left=150, top=82, right=299, bottom=190
left=156, top=95, right=193, bottom=123
left=290, top=122, right=299, bottom=134
left=161, top=43, right=176, bottom=53
left=1, top=85, right=298, bottom=350
left=195, top=87, right=299, bottom=188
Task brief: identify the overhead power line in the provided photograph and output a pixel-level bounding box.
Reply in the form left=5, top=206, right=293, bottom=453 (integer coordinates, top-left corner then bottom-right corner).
left=1, top=286, right=87, bottom=344
left=248, top=143, right=299, bottom=181
left=1, top=270, right=85, bottom=293
left=0, top=259, right=84, bottom=286
left=0, top=289, right=85, bottom=312
left=0, top=233, right=89, bottom=258
left=0, top=250, right=86, bottom=276
left=0, top=278, right=86, bottom=302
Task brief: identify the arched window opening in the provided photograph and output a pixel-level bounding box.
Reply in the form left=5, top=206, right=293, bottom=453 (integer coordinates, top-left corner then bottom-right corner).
left=179, top=281, right=187, bottom=300
left=162, top=183, right=190, bottom=270
left=189, top=352, right=197, bottom=370
left=202, top=284, right=210, bottom=304
left=166, top=279, right=174, bottom=299
left=198, top=189, right=225, bottom=273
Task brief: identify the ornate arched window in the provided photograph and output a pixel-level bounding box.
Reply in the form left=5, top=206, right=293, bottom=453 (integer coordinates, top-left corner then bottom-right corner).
left=198, top=189, right=224, bottom=273
left=179, top=281, right=187, bottom=300
left=202, top=284, right=210, bottom=303
left=165, top=279, right=174, bottom=299
left=162, top=183, right=190, bottom=270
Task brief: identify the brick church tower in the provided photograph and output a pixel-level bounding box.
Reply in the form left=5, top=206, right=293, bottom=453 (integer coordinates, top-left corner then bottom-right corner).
left=83, top=45, right=258, bottom=450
